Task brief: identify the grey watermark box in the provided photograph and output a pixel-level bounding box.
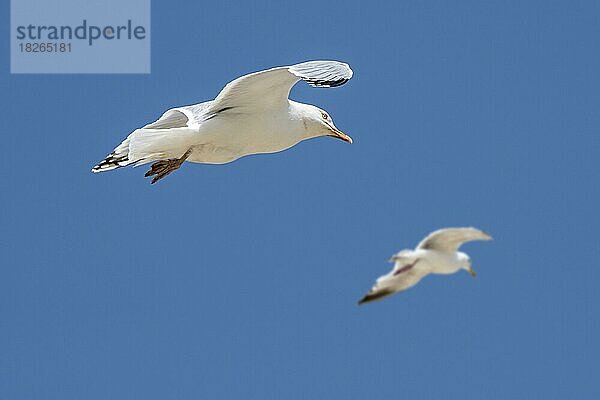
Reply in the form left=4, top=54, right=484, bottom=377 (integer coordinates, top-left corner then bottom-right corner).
left=11, top=0, right=150, bottom=73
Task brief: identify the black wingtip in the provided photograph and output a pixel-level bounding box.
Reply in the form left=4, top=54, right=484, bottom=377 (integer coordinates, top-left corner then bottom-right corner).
left=357, top=295, right=375, bottom=305
left=306, top=78, right=349, bottom=88
left=357, top=289, right=395, bottom=305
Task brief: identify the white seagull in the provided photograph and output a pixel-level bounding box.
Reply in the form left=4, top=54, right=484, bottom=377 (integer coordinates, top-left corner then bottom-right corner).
left=358, top=227, right=493, bottom=305
left=92, top=60, right=353, bottom=183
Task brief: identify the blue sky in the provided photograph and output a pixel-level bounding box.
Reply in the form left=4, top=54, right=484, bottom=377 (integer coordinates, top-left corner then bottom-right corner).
left=1, top=0, right=599, bottom=399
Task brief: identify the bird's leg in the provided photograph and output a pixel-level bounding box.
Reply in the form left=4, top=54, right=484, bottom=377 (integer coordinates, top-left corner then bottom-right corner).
left=145, top=147, right=194, bottom=184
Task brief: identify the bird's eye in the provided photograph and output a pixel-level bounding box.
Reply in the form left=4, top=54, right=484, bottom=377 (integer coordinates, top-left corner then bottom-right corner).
left=321, top=112, right=329, bottom=120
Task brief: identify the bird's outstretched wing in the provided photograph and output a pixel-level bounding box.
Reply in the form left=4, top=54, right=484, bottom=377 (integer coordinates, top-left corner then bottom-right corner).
left=358, top=259, right=425, bottom=305
left=208, top=61, right=353, bottom=112
left=417, top=227, right=492, bottom=252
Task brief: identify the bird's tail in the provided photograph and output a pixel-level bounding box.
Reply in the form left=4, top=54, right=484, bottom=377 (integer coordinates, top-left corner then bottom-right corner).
left=92, top=136, right=134, bottom=173
left=92, top=127, right=199, bottom=173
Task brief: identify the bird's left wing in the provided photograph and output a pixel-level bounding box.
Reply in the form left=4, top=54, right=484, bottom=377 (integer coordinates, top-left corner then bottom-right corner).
left=417, top=227, right=492, bottom=252
left=208, top=61, right=353, bottom=113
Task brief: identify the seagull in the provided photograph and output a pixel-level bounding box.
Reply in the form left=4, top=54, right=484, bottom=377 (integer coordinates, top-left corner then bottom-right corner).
left=358, top=227, right=493, bottom=305
left=92, top=60, right=353, bottom=183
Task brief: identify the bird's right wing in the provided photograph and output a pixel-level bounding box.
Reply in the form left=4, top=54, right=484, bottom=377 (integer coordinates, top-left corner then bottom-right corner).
left=207, top=61, right=353, bottom=113
left=417, top=227, right=492, bottom=252
left=358, top=260, right=425, bottom=305
left=143, top=109, right=190, bottom=129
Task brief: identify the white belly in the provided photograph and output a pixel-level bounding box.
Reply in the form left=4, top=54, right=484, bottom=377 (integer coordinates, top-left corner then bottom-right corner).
left=418, top=249, right=464, bottom=275
left=187, top=111, right=303, bottom=164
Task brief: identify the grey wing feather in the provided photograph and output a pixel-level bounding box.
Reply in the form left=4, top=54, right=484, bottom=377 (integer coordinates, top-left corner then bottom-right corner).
left=178, top=101, right=215, bottom=124
left=417, top=227, right=493, bottom=252
left=143, top=109, right=189, bottom=129
left=288, top=61, right=353, bottom=87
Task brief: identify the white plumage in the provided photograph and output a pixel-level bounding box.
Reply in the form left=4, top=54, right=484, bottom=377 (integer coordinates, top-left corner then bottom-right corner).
left=92, top=61, right=353, bottom=183
left=358, top=227, right=492, bottom=304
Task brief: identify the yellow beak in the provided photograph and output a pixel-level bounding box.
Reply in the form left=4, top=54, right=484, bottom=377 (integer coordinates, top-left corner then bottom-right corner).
left=327, top=125, right=353, bottom=143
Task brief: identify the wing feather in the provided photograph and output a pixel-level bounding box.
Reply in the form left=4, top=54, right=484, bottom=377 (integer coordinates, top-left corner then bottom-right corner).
left=358, top=260, right=426, bottom=305
left=417, top=227, right=492, bottom=252
left=143, top=109, right=190, bottom=129
left=209, top=60, right=352, bottom=112
left=289, top=61, right=352, bottom=87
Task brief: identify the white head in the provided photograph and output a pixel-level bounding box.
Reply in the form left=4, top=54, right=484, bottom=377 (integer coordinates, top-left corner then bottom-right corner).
left=297, top=103, right=353, bottom=143
left=457, top=252, right=477, bottom=277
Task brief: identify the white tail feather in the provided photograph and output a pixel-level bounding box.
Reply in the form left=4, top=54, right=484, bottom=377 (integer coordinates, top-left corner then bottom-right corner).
left=91, top=136, right=133, bottom=172
left=92, top=127, right=198, bottom=172
left=128, top=127, right=198, bottom=164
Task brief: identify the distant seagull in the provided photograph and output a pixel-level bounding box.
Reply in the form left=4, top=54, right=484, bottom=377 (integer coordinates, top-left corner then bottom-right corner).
left=358, top=227, right=493, bottom=305
left=92, top=61, right=353, bottom=183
